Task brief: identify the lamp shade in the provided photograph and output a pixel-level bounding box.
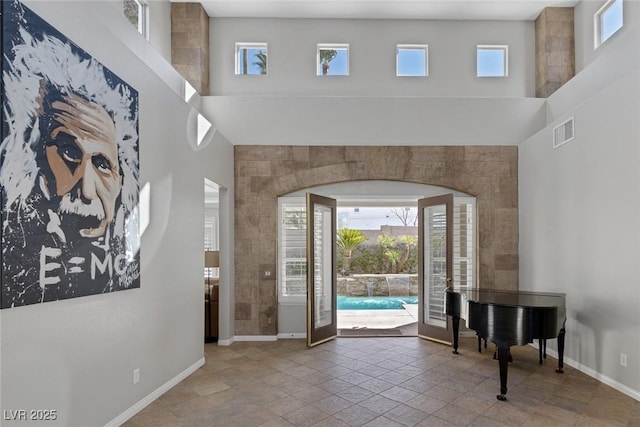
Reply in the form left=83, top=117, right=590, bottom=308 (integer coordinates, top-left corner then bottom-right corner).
left=205, top=251, right=220, bottom=268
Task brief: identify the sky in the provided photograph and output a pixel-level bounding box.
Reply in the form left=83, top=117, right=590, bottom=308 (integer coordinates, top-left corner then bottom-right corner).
left=237, top=47, right=266, bottom=75
left=601, top=0, right=623, bottom=43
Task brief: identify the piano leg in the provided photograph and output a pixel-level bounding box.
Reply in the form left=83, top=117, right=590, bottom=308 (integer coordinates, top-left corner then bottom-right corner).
left=556, top=327, right=566, bottom=374
left=538, top=338, right=547, bottom=365
left=493, top=347, right=513, bottom=363
left=497, top=345, right=510, bottom=401
left=477, top=336, right=487, bottom=352
left=452, top=316, right=460, bottom=354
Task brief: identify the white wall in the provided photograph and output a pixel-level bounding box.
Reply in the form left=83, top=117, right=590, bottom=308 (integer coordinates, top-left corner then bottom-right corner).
left=0, top=1, right=234, bottom=426
left=519, top=15, right=640, bottom=399
left=203, top=96, right=546, bottom=146
left=211, top=18, right=535, bottom=97
left=148, top=0, right=172, bottom=63
left=205, top=17, right=542, bottom=146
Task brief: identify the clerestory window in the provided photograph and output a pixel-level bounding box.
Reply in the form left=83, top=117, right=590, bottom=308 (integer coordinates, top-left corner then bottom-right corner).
left=235, top=43, right=268, bottom=75
left=397, top=44, right=429, bottom=77
left=317, top=44, right=349, bottom=76
left=477, top=45, right=508, bottom=77
left=595, top=0, right=623, bottom=48
left=123, top=0, right=147, bottom=38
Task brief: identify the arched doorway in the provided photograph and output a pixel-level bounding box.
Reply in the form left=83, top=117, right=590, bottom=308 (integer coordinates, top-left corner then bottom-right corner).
left=277, top=180, right=476, bottom=339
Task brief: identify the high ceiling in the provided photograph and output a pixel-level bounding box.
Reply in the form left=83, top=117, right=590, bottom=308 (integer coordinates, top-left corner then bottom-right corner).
left=173, top=0, right=579, bottom=21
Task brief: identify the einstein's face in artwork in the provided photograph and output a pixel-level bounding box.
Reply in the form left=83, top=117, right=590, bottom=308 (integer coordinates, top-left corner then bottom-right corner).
left=43, top=94, right=123, bottom=238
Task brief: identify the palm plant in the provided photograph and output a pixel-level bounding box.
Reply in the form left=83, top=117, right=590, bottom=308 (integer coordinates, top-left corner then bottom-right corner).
left=337, top=229, right=367, bottom=274
left=320, top=49, right=338, bottom=75
left=253, top=51, right=267, bottom=75
left=337, top=229, right=367, bottom=257
left=396, top=235, right=417, bottom=273
left=377, top=234, right=396, bottom=273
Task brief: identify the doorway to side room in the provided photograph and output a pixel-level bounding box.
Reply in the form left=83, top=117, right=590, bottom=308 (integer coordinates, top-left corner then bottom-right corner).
left=204, top=179, right=220, bottom=343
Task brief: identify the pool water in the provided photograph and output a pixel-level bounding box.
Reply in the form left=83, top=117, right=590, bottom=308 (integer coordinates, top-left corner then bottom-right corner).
left=337, top=296, right=418, bottom=310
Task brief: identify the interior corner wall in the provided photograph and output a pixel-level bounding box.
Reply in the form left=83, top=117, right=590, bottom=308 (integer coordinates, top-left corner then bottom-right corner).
left=0, top=1, right=234, bottom=426
left=234, top=146, right=519, bottom=336
left=519, top=65, right=640, bottom=397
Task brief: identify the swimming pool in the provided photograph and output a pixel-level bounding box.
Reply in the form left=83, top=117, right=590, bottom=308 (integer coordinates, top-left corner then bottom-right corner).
left=337, top=296, right=418, bottom=310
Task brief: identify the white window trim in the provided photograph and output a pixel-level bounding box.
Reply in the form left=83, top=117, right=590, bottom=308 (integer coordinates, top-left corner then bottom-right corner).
left=396, top=44, right=429, bottom=77
left=317, top=43, right=350, bottom=76
left=476, top=44, right=509, bottom=77
left=235, top=42, right=268, bottom=75
left=594, top=0, right=623, bottom=48
left=137, top=0, right=149, bottom=40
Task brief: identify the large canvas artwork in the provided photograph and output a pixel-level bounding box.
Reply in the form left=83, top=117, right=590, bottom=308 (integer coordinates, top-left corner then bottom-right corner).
left=1, top=0, right=140, bottom=308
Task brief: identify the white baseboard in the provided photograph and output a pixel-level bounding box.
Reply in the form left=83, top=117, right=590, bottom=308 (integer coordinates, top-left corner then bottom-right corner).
left=532, top=344, right=640, bottom=402
left=234, top=335, right=278, bottom=342
left=278, top=333, right=306, bottom=339
left=217, top=334, right=303, bottom=344
left=217, top=337, right=234, bottom=346
left=105, top=357, right=205, bottom=427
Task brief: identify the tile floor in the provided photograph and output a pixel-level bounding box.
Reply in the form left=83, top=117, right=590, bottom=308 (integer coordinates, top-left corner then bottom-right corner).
left=125, top=337, right=640, bottom=427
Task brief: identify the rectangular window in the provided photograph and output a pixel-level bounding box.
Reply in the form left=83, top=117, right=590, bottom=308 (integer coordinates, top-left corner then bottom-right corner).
left=477, top=45, right=508, bottom=77
left=397, top=44, right=428, bottom=77
left=235, top=43, right=268, bottom=75
left=317, top=44, right=349, bottom=76
left=595, top=0, right=623, bottom=47
left=123, top=0, right=147, bottom=38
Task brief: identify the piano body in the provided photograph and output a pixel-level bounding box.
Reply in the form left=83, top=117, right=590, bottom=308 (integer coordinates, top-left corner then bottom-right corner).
left=445, top=288, right=566, bottom=401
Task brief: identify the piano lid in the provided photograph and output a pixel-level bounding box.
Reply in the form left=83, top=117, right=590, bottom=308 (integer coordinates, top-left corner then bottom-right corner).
left=461, top=289, right=566, bottom=309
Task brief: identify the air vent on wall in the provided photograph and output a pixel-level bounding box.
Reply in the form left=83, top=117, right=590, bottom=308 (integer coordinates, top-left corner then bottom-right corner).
left=553, top=117, right=574, bottom=149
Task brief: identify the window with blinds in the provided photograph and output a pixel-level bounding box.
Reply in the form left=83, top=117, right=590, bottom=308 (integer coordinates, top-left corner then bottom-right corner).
left=453, top=200, right=475, bottom=291
left=204, top=217, right=219, bottom=250
left=279, top=200, right=307, bottom=302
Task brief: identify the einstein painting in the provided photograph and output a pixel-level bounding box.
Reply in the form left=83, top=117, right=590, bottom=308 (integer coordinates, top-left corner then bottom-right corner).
left=1, top=0, right=140, bottom=308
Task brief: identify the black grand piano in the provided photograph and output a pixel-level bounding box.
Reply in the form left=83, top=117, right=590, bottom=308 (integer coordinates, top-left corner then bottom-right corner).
left=445, top=288, right=566, bottom=401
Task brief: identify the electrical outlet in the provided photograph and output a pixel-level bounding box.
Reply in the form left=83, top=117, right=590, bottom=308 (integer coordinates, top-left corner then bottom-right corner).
left=620, top=353, right=627, bottom=368
left=133, top=368, right=140, bottom=384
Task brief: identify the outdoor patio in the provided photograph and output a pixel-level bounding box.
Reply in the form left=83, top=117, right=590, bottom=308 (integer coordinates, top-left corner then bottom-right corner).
left=337, top=303, right=418, bottom=336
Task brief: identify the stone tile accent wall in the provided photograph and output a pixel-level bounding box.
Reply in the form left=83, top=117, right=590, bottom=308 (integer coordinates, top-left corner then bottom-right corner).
left=535, top=7, right=575, bottom=98
left=235, top=146, right=518, bottom=336
left=171, top=3, right=210, bottom=95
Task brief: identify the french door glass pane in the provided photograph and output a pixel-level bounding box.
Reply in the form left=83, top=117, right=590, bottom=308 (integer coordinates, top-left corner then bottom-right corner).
left=313, top=204, right=333, bottom=328
left=423, top=204, right=447, bottom=327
